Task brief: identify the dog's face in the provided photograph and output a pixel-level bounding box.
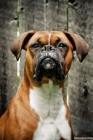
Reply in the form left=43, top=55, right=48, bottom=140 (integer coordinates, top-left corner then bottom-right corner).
left=27, top=31, right=73, bottom=83
left=11, top=30, right=89, bottom=85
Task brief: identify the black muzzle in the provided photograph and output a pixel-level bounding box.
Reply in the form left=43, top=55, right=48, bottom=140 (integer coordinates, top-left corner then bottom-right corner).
left=33, top=45, right=65, bottom=82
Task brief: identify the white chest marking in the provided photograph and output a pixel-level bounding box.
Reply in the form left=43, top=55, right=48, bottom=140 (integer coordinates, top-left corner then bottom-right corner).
left=29, top=80, right=71, bottom=140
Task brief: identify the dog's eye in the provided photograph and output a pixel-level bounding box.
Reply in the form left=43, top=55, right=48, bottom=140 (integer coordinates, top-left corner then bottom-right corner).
left=58, top=43, right=68, bottom=50
left=31, top=44, right=40, bottom=49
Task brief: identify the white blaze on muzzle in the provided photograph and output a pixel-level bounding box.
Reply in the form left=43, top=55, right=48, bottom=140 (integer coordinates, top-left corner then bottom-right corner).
left=48, top=32, right=51, bottom=45
left=46, top=32, right=52, bottom=68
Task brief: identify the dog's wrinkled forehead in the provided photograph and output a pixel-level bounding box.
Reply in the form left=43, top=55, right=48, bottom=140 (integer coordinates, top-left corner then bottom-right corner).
left=29, top=31, right=70, bottom=46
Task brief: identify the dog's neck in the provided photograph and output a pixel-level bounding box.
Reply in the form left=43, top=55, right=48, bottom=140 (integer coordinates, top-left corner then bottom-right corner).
left=29, top=79, right=64, bottom=119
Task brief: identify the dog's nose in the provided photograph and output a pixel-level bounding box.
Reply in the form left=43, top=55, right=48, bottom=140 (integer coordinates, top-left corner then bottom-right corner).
left=41, top=45, right=55, bottom=51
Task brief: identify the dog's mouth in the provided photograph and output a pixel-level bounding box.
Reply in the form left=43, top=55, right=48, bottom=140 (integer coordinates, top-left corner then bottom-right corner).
left=33, top=56, right=65, bottom=83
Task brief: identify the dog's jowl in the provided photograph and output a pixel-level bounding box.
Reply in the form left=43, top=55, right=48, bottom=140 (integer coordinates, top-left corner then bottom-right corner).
left=0, top=31, right=89, bottom=140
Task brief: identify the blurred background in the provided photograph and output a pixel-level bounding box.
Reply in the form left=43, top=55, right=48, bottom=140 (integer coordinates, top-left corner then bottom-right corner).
left=0, top=0, right=93, bottom=139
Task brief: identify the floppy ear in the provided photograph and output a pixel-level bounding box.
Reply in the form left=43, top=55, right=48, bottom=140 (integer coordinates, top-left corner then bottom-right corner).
left=63, top=30, right=89, bottom=62
left=11, top=30, right=36, bottom=61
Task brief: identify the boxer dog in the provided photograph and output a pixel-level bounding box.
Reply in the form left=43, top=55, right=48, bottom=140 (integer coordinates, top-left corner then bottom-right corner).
left=0, top=30, right=89, bottom=140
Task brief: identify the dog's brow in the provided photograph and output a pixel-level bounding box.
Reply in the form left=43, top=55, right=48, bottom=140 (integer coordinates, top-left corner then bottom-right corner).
left=54, top=37, right=60, bottom=46
left=38, top=36, right=48, bottom=46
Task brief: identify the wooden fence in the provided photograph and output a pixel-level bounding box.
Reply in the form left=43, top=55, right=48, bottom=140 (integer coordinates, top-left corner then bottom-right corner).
left=0, top=0, right=93, bottom=138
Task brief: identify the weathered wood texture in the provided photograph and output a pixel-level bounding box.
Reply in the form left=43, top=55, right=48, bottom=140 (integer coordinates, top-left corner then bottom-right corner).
left=0, top=0, right=17, bottom=116
left=46, top=0, right=67, bottom=31
left=68, top=0, right=93, bottom=137
left=0, top=0, right=93, bottom=138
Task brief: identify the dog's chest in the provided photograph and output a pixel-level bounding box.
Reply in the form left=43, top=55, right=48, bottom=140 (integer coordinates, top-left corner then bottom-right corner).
left=29, top=80, right=71, bottom=140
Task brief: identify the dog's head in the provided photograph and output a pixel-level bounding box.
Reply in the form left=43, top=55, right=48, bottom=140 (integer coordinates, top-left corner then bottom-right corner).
left=11, top=30, right=89, bottom=84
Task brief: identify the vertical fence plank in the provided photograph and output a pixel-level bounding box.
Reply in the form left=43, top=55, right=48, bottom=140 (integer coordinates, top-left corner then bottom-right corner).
left=0, top=0, right=17, bottom=116
left=19, top=0, right=45, bottom=32
left=68, top=0, right=93, bottom=137
left=46, top=0, right=67, bottom=31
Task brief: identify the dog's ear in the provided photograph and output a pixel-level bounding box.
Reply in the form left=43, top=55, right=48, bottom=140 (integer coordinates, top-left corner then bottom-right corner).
left=11, top=30, right=36, bottom=61
left=63, top=30, right=89, bottom=62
